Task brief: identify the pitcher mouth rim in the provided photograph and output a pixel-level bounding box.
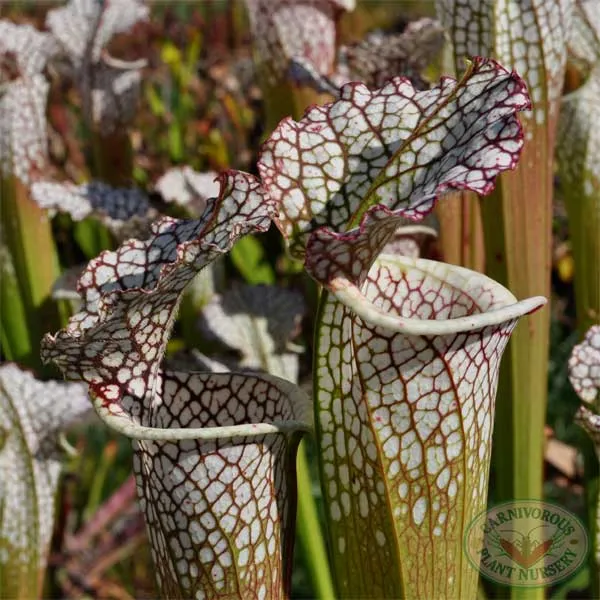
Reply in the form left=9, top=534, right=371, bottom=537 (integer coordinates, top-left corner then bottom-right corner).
left=329, top=254, right=547, bottom=336
left=87, top=370, right=313, bottom=441
left=93, top=407, right=313, bottom=441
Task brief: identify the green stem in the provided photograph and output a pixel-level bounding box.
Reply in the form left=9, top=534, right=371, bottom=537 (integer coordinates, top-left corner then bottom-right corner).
left=582, top=434, right=600, bottom=596
left=477, top=581, right=488, bottom=600
left=562, top=172, right=600, bottom=336
left=296, top=439, right=336, bottom=600
left=1, top=175, right=62, bottom=372
left=84, top=442, right=117, bottom=521
left=74, top=218, right=113, bottom=259
left=481, top=122, right=553, bottom=600
left=556, top=69, right=600, bottom=596
left=562, top=181, right=600, bottom=598
left=0, top=244, right=33, bottom=362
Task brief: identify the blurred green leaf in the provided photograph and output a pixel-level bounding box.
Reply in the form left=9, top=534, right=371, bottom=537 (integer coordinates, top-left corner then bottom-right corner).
left=230, top=235, right=275, bottom=285
left=186, top=32, right=202, bottom=70
left=0, top=176, right=63, bottom=371
left=167, top=122, right=184, bottom=163
left=161, top=41, right=182, bottom=73
left=0, top=246, right=32, bottom=363
left=145, top=85, right=166, bottom=118
left=74, top=218, right=113, bottom=260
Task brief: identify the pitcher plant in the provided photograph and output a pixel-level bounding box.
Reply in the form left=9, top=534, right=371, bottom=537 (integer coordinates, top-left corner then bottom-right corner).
left=243, top=0, right=354, bottom=131
left=0, top=364, right=92, bottom=599
left=258, top=58, right=546, bottom=596
left=42, top=171, right=314, bottom=597
left=46, top=0, right=149, bottom=185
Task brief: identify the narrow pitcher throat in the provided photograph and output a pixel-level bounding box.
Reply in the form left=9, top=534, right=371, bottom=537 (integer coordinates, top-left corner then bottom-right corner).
left=328, top=255, right=547, bottom=335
